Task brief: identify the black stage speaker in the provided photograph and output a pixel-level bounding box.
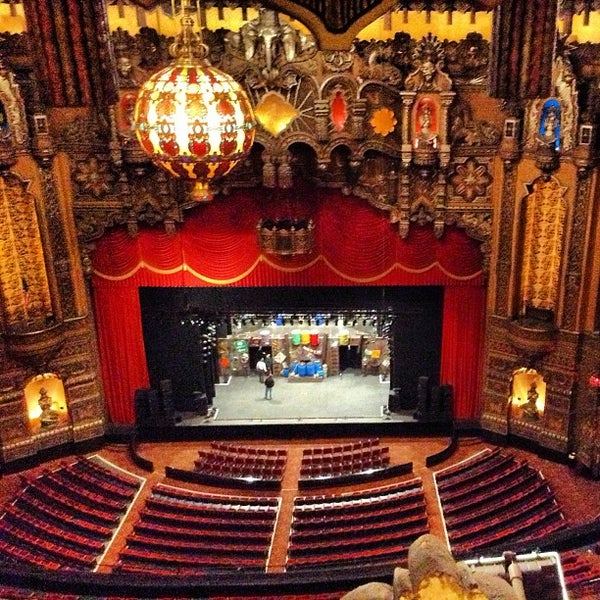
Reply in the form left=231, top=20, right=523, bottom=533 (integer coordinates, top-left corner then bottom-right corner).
left=414, top=376, right=430, bottom=421
left=421, top=383, right=453, bottom=422
left=439, top=384, right=453, bottom=421
left=134, top=387, right=160, bottom=426
left=159, top=379, right=176, bottom=426
left=388, top=388, right=402, bottom=412
left=191, top=390, right=209, bottom=416
left=147, top=388, right=161, bottom=422
left=134, top=388, right=151, bottom=426
left=429, top=385, right=441, bottom=420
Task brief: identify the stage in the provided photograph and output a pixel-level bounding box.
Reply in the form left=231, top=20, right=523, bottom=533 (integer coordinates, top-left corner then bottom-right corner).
left=155, top=369, right=445, bottom=442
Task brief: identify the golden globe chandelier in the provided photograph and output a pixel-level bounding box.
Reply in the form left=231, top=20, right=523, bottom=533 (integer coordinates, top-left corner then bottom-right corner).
left=133, top=5, right=256, bottom=202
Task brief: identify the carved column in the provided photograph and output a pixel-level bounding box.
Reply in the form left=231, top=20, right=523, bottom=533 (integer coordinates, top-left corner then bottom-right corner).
left=400, top=91, right=415, bottom=167
left=561, top=169, right=592, bottom=331
left=314, top=99, right=330, bottom=142
left=495, top=161, right=518, bottom=316
left=438, top=91, right=455, bottom=167
left=351, top=98, right=367, bottom=141
left=32, top=124, right=78, bottom=323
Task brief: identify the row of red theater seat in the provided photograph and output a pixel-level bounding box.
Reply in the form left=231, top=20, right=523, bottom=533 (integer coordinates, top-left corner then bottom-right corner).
left=140, top=505, right=275, bottom=532
left=40, top=468, right=128, bottom=512
left=0, top=457, right=141, bottom=573
left=561, top=550, right=600, bottom=591
left=293, top=488, right=424, bottom=520
left=2, top=503, right=105, bottom=554
left=24, top=477, right=122, bottom=526
left=292, top=497, right=426, bottom=529
left=72, top=455, right=141, bottom=492
left=15, top=492, right=113, bottom=539
left=118, top=546, right=267, bottom=571
left=285, top=538, right=420, bottom=569
left=288, top=522, right=429, bottom=557
left=146, top=494, right=279, bottom=522
left=116, top=485, right=279, bottom=573
left=0, top=539, right=62, bottom=571
left=209, top=441, right=287, bottom=459
left=452, top=517, right=568, bottom=558
left=451, top=504, right=567, bottom=555
left=134, top=519, right=273, bottom=545
left=302, top=438, right=382, bottom=457
left=443, top=477, right=550, bottom=528
left=59, top=460, right=138, bottom=501
left=434, top=447, right=502, bottom=481
left=0, top=520, right=97, bottom=569
left=436, top=452, right=515, bottom=492
left=438, top=461, right=530, bottom=504
left=294, top=476, right=423, bottom=503
left=436, top=450, right=569, bottom=555
left=292, top=508, right=428, bottom=540
left=440, top=469, right=540, bottom=515
left=300, top=450, right=390, bottom=477
left=127, top=533, right=269, bottom=558
left=152, top=482, right=279, bottom=507
left=448, top=495, right=559, bottom=542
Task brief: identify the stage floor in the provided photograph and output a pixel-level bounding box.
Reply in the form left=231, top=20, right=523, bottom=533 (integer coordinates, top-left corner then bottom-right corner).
left=177, top=369, right=417, bottom=427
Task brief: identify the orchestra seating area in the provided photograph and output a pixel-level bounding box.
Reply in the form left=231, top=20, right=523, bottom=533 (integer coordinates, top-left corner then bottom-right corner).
left=434, top=448, right=568, bottom=555
left=286, top=478, right=429, bottom=570
left=192, top=442, right=288, bottom=485
left=0, top=456, right=142, bottom=571
left=2, top=443, right=600, bottom=598
left=116, top=483, right=280, bottom=574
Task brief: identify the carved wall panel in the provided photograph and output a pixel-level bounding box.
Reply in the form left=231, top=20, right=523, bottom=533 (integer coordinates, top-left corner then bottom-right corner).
left=0, top=172, right=52, bottom=330
left=520, top=176, right=568, bottom=314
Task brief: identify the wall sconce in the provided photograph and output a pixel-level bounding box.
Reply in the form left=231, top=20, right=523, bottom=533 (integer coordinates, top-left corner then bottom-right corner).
left=503, top=118, right=519, bottom=139
left=579, top=124, right=593, bottom=146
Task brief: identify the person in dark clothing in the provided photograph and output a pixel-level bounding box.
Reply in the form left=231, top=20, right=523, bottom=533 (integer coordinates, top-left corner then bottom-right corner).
left=264, top=372, right=275, bottom=400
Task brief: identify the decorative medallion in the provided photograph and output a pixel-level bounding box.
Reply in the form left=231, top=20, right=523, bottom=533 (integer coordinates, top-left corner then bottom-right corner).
left=449, top=158, right=492, bottom=202
left=370, top=107, right=397, bottom=137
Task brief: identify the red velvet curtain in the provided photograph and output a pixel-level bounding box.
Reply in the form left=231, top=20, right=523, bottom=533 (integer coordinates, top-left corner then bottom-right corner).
left=91, top=189, right=486, bottom=423
left=440, top=286, right=487, bottom=419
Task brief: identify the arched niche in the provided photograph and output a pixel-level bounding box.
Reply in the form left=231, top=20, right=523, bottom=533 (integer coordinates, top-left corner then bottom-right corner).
left=24, top=373, right=70, bottom=432
left=509, top=367, right=546, bottom=421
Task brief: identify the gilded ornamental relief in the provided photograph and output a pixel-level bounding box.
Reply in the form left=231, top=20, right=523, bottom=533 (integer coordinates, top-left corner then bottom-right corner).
left=520, top=177, right=567, bottom=316
left=0, top=173, right=52, bottom=332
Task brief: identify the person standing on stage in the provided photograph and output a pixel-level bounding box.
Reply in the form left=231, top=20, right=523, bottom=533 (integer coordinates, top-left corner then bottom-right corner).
left=256, top=355, right=267, bottom=383
left=264, top=372, right=275, bottom=400
left=265, top=353, right=273, bottom=374
left=240, top=352, right=250, bottom=377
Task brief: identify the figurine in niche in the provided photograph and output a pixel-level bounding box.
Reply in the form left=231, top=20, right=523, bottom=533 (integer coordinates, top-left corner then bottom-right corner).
left=536, top=102, right=561, bottom=150
left=414, top=103, right=438, bottom=149
left=38, top=388, right=59, bottom=427
left=523, top=382, right=540, bottom=420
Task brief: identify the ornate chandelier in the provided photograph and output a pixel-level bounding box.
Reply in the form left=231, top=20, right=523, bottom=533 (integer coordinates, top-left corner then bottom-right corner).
left=133, top=4, right=256, bottom=202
